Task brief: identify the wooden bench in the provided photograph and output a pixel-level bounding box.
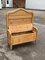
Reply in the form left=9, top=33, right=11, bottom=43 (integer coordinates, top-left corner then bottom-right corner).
left=6, top=8, right=38, bottom=49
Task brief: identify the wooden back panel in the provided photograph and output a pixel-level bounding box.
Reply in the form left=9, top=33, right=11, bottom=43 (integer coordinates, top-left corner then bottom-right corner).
left=6, top=8, right=33, bottom=32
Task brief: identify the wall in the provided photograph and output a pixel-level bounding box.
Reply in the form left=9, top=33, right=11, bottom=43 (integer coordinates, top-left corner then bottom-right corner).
left=2, top=0, right=6, bottom=7
left=0, top=0, right=2, bottom=9
left=25, top=0, right=45, bottom=10
left=9, top=0, right=13, bottom=7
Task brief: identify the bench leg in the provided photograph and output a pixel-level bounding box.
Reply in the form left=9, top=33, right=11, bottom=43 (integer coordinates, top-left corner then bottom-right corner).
left=35, top=40, right=36, bottom=43
left=10, top=45, right=13, bottom=50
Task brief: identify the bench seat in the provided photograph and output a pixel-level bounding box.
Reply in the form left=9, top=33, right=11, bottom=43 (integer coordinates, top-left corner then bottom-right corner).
left=8, top=23, right=33, bottom=33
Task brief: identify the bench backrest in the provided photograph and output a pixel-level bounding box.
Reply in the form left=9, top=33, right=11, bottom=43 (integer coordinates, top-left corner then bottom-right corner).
left=6, top=8, right=33, bottom=30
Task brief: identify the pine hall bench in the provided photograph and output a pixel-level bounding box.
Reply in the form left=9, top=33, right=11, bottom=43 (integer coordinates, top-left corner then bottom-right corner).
left=6, top=8, right=38, bottom=49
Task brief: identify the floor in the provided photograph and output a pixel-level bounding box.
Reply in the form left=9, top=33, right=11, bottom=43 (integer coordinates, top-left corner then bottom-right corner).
left=0, top=8, right=45, bottom=60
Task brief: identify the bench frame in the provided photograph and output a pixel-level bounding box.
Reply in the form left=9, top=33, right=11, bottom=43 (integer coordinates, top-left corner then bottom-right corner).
left=6, top=8, right=38, bottom=49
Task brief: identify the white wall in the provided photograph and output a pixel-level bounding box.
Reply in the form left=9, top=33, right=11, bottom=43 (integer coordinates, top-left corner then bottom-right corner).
left=0, top=0, right=2, bottom=9
left=9, top=0, right=13, bottom=7
left=2, top=0, right=6, bottom=7
left=25, top=0, right=45, bottom=10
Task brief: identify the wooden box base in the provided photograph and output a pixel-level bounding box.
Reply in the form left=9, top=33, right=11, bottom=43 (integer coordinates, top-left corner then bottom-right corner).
left=7, top=27, right=37, bottom=49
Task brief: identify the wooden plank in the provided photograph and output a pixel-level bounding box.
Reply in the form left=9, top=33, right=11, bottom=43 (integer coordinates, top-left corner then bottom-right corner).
left=8, top=15, right=33, bottom=20
left=8, top=23, right=33, bottom=33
